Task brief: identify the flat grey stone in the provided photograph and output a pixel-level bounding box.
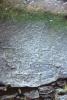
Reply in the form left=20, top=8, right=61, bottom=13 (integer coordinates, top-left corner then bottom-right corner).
left=0, top=21, right=67, bottom=87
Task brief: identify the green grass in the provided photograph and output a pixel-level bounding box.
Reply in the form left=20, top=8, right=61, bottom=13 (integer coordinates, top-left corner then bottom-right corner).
left=0, top=4, right=67, bottom=30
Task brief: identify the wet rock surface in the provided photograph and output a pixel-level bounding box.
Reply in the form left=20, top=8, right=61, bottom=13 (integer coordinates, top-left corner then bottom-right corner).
left=0, top=21, right=67, bottom=87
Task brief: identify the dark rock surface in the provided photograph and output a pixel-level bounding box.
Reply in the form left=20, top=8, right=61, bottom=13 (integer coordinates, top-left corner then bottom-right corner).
left=0, top=78, right=67, bottom=100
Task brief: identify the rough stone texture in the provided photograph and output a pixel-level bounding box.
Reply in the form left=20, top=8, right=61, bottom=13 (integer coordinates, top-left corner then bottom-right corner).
left=24, top=90, right=39, bottom=99
left=57, top=95, right=67, bottom=100
left=0, top=21, right=67, bottom=87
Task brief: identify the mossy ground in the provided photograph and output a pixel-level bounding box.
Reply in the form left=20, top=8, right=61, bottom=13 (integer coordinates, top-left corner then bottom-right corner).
left=0, top=3, right=67, bottom=30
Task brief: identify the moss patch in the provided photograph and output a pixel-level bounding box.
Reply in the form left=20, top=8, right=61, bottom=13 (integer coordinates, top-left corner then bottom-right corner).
left=0, top=4, right=67, bottom=30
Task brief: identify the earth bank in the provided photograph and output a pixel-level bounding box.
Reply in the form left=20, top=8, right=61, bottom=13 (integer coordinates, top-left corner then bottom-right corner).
left=2, top=0, right=67, bottom=14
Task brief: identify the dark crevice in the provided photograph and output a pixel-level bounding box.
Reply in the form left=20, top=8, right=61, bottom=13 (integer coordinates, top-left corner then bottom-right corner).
left=0, top=78, right=67, bottom=100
